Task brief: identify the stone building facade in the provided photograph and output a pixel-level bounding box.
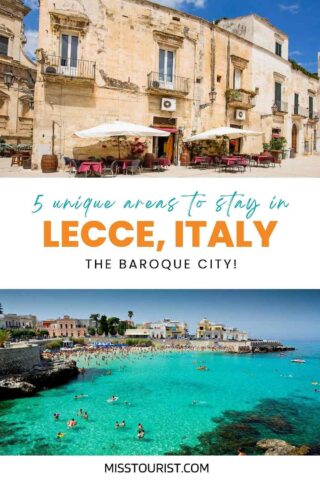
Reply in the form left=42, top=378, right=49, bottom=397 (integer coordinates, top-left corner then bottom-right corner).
left=217, top=14, right=320, bottom=156
left=0, top=0, right=36, bottom=145
left=0, top=313, right=37, bottom=329
left=32, top=0, right=320, bottom=166
left=42, top=315, right=87, bottom=338
left=196, top=318, right=248, bottom=342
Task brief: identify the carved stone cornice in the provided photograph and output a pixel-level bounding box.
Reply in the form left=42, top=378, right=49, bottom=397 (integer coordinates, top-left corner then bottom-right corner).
left=49, top=10, right=90, bottom=36
left=0, top=24, right=14, bottom=39
left=231, top=55, right=249, bottom=71
left=0, top=90, right=10, bottom=100
left=274, top=72, right=286, bottom=83
left=153, top=30, right=184, bottom=49
left=0, top=0, right=30, bottom=20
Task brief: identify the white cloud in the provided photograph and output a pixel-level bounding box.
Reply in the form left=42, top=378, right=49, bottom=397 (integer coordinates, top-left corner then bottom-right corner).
left=289, top=50, right=303, bottom=56
left=23, top=0, right=39, bottom=9
left=154, top=0, right=205, bottom=9
left=278, top=3, right=299, bottom=14
left=24, top=29, right=38, bottom=60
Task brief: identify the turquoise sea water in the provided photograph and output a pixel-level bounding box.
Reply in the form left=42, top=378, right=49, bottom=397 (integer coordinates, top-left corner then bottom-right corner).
left=1, top=341, right=320, bottom=456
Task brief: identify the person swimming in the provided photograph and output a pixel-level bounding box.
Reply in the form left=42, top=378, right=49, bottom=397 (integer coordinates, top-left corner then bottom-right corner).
left=120, top=420, right=125, bottom=428
left=83, top=412, right=89, bottom=420
left=138, top=423, right=143, bottom=432
left=74, top=394, right=86, bottom=400
left=107, top=396, right=119, bottom=403
left=53, top=413, right=60, bottom=420
left=77, top=409, right=83, bottom=416
left=56, top=432, right=65, bottom=439
left=137, top=430, right=145, bottom=439
left=67, top=419, right=77, bottom=428
left=115, top=421, right=120, bottom=429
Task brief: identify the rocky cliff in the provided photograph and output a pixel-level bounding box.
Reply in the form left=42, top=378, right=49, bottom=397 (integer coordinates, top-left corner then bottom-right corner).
left=0, top=359, right=79, bottom=400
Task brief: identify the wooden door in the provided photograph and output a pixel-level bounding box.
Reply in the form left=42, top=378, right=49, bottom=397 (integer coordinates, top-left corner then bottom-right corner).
left=292, top=124, right=298, bottom=153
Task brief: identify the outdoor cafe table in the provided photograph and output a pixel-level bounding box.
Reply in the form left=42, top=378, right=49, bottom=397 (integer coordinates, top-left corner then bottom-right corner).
left=117, top=159, right=133, bottom=173
left=77, top=161, right=103, bottom=175
left=221, top=156, right=248, bottom=172
left=153, top=158, right=171, bottom=170
left=252, top=155, right=275, bottom=167
left=191, top=156, right=213, bottom=168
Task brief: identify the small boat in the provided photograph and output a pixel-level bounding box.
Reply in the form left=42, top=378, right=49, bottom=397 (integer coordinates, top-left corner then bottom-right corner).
left=291, top=359, right=306, bottom=364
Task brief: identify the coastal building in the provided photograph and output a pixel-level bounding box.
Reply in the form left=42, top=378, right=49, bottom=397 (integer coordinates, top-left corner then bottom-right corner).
left=196, top=318, right=248, bottom=342
left=41, top=315, right=87, bottom=338
left=31, top=0, right=319, bottom=167
left=125, top=328, right=152, bottom=339
left=142, top=318, right=188, bottom=339
left=126, top=318, right=188, bottom=339
left=0, top=313, right=37, bottom=329
left=0, top=0, right=36, bottom=145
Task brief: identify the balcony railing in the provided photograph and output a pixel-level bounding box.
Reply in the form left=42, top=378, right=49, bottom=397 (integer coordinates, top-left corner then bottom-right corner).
left=292, top=105, right=308, bottom=117
left=226, top=89, right=256, bottom=109
left=274, top=100, right=288, bottom=113
left=147, top=72, right=189, bottom=95
left=42, top=55, right=96, bottom=80
left=308, top=111, right=319, bottom=122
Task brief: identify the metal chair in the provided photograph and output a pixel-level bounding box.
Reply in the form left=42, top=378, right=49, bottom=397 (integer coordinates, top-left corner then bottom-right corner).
left=102, top=160, right=119, bottom=177
left=126, top=159, right=141, bottom=175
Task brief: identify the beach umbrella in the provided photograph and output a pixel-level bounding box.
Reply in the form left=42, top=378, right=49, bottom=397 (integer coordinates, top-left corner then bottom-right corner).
left=186, top=126, right=263, bottom=142
left=75, top=121, right=170, bottom=159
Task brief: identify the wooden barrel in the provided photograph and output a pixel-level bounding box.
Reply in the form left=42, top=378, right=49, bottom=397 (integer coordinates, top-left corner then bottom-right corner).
left=180, top=148, right=190, bottom=166
left=144, top=153, right=155, bottom=169
left=41, top=154, right=58, bottom=173
left=23, top=157, right=32, bottom=169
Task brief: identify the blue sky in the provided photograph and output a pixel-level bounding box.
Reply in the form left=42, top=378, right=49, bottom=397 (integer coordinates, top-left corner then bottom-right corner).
left=1, top=290, right=319, bottom=341
left=23, top=0, right=319, bottom=72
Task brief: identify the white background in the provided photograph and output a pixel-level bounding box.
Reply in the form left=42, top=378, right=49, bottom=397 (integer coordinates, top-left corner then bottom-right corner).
left=0, top=177, right=319, bottom=479
left=0, top=178, right=319, bottom=289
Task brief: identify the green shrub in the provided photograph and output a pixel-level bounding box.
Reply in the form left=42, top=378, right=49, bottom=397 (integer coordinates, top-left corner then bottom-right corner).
left=70, top=337, right=85, bottom=345
left=125, top=338, right=154, bottom=347
left=87, top=327, right=96, bottom=336
left=45, top=340, right=63, bottom=350
left=10, top=329, right=36, bottom=340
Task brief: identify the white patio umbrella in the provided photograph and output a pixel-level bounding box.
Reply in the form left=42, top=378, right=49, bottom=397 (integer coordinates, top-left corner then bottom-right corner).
left=75, top=121, right=170, bottom=159
left=75, top=121, right=170, bottom=139
left=186, top=126, right=263, bottom=142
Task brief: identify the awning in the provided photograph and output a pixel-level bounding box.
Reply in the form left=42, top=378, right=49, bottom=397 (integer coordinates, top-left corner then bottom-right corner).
left=154, top=127, right=178, bottom=134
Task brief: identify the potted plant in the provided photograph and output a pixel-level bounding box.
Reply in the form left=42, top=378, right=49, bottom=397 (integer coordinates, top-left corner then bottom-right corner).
left=270, top=137, right=287, bottom=162
left=263, top=143, right=270, bottom=153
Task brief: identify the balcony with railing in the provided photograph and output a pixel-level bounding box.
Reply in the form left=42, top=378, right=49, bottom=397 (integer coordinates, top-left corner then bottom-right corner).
left=292, top=105, right=308, bottom=118
left=147, top=72, right=190, bottom=96
left=41, top=55, right=96, bottom=84
left=274, top=100, right=288, bottom=114
left=226, top=89, right=256, bottom=109
left=308, top=111, right=320, bottom=123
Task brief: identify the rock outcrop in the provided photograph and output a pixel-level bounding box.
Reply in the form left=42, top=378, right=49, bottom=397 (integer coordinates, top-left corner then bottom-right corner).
left=0, top=359, right=79, bottom=400
left=257, top=439, right=311, bottom=456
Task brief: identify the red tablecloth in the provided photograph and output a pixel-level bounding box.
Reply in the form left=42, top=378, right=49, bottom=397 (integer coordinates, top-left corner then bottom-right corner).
left=193, top=156, right=212, bottom=165
left=220, top=157, right=248, bottom=167
left=154, top=158, right=171, bottom=167
left=78, top=161, right=102, bottom=174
